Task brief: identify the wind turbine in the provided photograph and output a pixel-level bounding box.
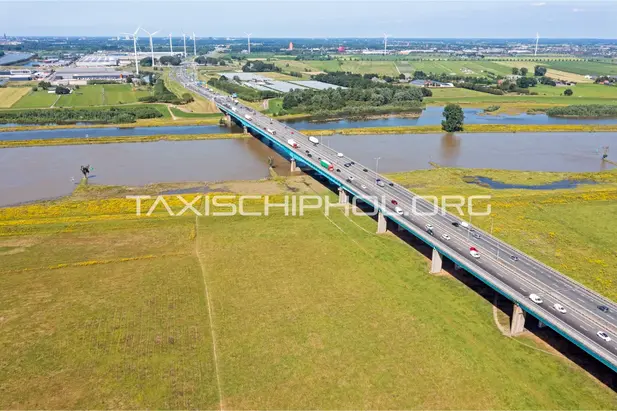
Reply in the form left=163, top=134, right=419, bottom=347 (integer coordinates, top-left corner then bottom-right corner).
left=245, top=32, right=252, bottom=54
left=141, top=28, right=159, bottom=68
left=169, top=33, right=174, bottom=55
left=383, top=33, right=389, bottom=55
left=534, top=32, right=540, bottom=56
left=121, top=26, right=141, bottom=75
left=192, top=32, right=197, bottom=56
left=182, top=32, right=187, bottom=58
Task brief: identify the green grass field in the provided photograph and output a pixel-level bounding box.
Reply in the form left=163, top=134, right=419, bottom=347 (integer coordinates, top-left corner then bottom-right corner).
left=12, top=90, right=59, bottom=108
left=1, top=172, right=617, bottom=408
left=13, top=85, right=150, bottom=109
left=425, top=84, right=617, bottom=111
left=169, top=107, right=220, bottom=118
left=546, top=61, right=617, bottom=77
left=103, top=84, right=150, bottom=105
left=56, top=85, right=150, bottom=108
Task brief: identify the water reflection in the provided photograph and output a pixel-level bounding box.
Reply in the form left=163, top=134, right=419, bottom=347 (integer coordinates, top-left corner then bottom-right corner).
left=439, top=133, right=462, bottom=165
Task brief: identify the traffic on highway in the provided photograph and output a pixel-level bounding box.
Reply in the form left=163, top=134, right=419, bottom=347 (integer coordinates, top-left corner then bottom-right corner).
left=173, top=68, right=617, bottom=372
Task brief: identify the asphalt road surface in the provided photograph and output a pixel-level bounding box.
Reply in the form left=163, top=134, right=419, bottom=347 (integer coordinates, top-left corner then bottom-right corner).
left=173, top=68, right=617, bottom=372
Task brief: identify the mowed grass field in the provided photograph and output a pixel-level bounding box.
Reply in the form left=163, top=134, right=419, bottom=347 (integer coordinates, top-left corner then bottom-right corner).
left=493, top=61, right=593, bottom=83
left=425, top=84, right=617, bottom=111
left=12, top=84, right=150, bottom=109
left=0, top=87, right=30, bottom=108
left=1, top=178, right=617, bottom=408
left=56, top=85, right=150, bottom=108
left=11, top=89, right=59, bottom=108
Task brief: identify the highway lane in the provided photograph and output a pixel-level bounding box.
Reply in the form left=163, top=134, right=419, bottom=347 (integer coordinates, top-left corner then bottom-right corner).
left=173, top=69, right=617, bottom=369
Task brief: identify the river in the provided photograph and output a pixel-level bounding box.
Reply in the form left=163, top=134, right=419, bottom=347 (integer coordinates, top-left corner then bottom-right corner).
left=1, top=131, right=614, bottom=207
left=3, top=107, right=617, bottom=141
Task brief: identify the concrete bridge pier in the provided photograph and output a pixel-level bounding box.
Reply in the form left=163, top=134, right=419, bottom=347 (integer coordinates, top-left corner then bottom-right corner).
left=224, top=113, right=231, bottom=126
left=510, top=303, right=526, bottom=335
left=377, top=210, right=387, bottom=234
left=430, top=248, right=443, bottom=274
left=290, top=158, right=298, bottom=173
left=243, top=125, right=248, bottom=134
left=338, top=187, right=349, bottom=204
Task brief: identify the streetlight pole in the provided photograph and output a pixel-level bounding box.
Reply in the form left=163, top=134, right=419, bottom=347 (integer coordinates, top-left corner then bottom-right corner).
left=374, top=157, right=381, bottom=174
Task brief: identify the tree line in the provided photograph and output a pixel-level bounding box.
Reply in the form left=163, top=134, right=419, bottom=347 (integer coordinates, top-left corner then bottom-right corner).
left=546, top=105, right=617, bottom=118
left=242, top=61, right=281, bottom=72
left=282, top=82, right=424, bottom=114
left=0, top=106, right=163, bottom=125
left=195, top=56, right=229, bottom=66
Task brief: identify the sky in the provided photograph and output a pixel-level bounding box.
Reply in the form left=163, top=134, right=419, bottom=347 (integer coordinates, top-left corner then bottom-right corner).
left=0, top=0, right=616, bottom=38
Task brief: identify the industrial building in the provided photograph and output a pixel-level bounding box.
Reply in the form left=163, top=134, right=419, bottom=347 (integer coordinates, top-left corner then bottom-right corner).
left=0, top=69, right=33, bottom=81
left=75, top=54, right=119, bottom=67
left=49, top=68, right=131, bottom=85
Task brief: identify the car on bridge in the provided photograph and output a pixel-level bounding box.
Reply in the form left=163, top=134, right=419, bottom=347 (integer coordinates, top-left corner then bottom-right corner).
left=597, top=331, right=612, bottom=342
left=553, top=303, right=567, bottom=314
left=469, top=247, right=480, bottom=258
left=529, top=294, right=544, bottom=304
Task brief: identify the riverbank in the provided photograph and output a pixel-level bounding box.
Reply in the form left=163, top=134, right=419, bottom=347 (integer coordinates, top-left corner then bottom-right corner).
left=2, top=172, right=615, bottom=408
left=4, top=123, right=617, bottom=148
left=0, top=116, right=222, bottom=132
left=306, top=123, right=617, bottom=136
left=0, top=132, right=242, bottom=148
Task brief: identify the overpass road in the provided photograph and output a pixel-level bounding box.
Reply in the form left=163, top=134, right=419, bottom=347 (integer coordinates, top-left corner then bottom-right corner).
left=173, top=68, right=617, bottom=373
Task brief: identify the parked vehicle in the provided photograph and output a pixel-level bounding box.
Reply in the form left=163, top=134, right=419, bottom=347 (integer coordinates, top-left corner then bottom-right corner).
left=287, top=139, right=298, bottom=148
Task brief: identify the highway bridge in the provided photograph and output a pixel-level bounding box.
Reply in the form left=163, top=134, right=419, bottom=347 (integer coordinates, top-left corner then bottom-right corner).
left=173, top=69, right=617, bottom=374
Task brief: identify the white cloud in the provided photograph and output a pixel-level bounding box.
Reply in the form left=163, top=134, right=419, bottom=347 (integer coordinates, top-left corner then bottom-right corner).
left=531, top=2, right=546, bottom=6
left=572, top=7, right=584, bottom=12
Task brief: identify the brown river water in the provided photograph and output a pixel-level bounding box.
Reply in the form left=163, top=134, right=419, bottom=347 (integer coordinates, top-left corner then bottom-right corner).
left=0, top=132, right=615, bottom=207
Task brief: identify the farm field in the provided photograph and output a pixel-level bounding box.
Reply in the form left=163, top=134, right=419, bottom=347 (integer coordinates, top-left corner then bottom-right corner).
left=275, top=59, right=400, bottom=76
left=0, top=87, right=30, bottom=108
left=1, top=172, right=617, bottom=408
left=425, top=89, right=617, bottom=112
left=494, top=61, right=592, bottom=83
left=12, top=84, right=150, bottom=109
left=273, top=59, right=324, bottom=74
left=402, top=60, right=514, bottom=77
left=533, top=83, right=617, bottom=98
left=546, top=60, right=617, bottom=77
left=56, top=85, right=150, bottom=108
left=102, top=84, right=150, bottom=105
left=11, top=89, right=60, bottom=108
